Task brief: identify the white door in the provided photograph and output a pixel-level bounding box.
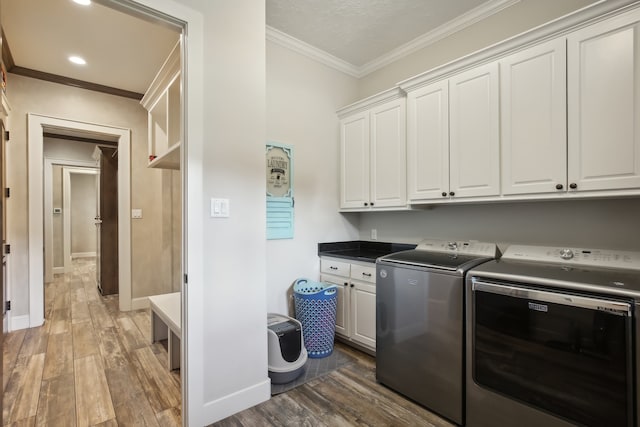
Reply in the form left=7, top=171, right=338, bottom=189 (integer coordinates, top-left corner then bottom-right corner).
left=406, top=80, right=450, bottom=201
left=369, top=98, right=407, bottom=208
left=567, top=9, right=640, bottom=192
left=350, top=280, right=376, bottom=349
left=449, top=62, right=501, bottom=198
left=501, top=38, right=567, bottom=195
left=320, top=274, right=349, bottom=337
left=340, top=112, right=370, bottom=209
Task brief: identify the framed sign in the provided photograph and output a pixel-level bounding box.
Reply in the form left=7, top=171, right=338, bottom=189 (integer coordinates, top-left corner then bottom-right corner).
left=266, top=143, right=294, bottom=239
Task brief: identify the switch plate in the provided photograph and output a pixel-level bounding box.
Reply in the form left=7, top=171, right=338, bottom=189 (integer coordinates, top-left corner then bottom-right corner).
left=371, top=229, right=378, bottom=240
left=131, top=209, right=143, bottom=219
left=210, top=198, right=230, bottom=218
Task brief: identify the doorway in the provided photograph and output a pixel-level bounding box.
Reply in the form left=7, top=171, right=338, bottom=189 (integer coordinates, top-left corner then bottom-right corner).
left=28, top=114, right=132, bottom=326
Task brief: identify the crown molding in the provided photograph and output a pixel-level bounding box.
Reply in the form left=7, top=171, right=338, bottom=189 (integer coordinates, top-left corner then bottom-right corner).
left=267, top=0, right=520, bottom=78
left=266, top=26, right=360, bottom=77
left=359, top=0, right=521, bottom=76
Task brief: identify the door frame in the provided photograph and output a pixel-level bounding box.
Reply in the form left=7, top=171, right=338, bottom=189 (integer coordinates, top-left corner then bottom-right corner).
left=44, top=159, right=98, bottom=282
left=28, top=114, right=132, bottom=326
left=62, top=167, right=99, bottom=268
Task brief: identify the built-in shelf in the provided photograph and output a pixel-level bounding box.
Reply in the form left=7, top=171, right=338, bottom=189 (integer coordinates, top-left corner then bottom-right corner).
left=141, top=40, right=181, bottom=170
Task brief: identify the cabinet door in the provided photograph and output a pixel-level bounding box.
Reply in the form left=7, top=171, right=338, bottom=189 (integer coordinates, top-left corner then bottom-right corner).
left=370, top=99, right=407, bottom=208
left=407, top=80, right=450, bottom=201
left=567, top=9, right=640, bottom=192
left=449, top=62, right=500, bottom=198
left=350, top=280, right=376, bottom=350
left=501, top=38, right=567, bottom=195
left=340, top=112, right=370, bottom=209
left=321, top=274, right=350, bottom=337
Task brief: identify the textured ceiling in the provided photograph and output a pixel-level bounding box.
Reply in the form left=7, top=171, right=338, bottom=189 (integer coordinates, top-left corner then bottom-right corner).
left=2, top=0, right=180, bottom=95
left=266, top=0, right=492, bottom=67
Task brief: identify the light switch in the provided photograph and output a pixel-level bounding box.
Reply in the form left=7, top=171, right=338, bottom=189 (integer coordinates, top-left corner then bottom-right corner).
left=210, top=198, right=230, bottom=218
left=131, top=209, right=143, bottom=219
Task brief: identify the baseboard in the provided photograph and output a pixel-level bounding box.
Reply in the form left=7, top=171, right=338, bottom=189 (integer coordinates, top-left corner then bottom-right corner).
left=199, top=379, right=271, bottom=425
left=9, top=314, right=30, bottom=331
left=53, top=267, right=65, bottom=274
left=131, top=297, right=151, bottom=310
left=71, top=252, right=97, bottom=259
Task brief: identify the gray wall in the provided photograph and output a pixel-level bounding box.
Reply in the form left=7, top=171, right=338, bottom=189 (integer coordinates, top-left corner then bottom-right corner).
left=358, top=198, right=640, bottom=252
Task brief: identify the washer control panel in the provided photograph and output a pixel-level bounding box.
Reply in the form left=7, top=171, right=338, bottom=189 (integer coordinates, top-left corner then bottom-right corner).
left=503, top=245, right=640, bottom=271
left=416, top=239, right=499, bottom=257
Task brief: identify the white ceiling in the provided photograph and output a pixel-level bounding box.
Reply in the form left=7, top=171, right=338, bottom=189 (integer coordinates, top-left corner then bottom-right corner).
left=1, top=0, right=522, bottom=96
left=2, top=0, right=180, bottom=95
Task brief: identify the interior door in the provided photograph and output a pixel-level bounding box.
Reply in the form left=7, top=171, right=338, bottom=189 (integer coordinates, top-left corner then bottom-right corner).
left=95, top=167, right=101, bottom=292
left=0, top=119, right=5, bottom=424
left=98, top=146, right=118, bottom=295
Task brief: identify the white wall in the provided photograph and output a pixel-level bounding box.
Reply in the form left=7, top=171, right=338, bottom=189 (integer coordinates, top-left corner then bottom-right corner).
left=357, top=0, right=597, bottom=98
left=266, top=41, right=360, bottom=315
left=70, top=173, right=97, bottom=255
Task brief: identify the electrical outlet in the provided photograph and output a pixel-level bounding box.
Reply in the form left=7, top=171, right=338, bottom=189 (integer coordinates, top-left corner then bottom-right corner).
left=371, top=229, right=378, bottom=240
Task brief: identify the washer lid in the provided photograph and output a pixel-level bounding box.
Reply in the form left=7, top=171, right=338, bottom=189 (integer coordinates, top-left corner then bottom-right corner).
left=379, top=249, right=491, bottom=271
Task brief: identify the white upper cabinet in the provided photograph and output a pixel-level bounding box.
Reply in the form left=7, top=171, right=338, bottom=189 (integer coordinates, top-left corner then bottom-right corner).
left=369, top=98, right=407, bottom=208
left=449, top=62, right=501, bottom=198
left=339, top=89, right=407, bottom=210
left=340, top=111, right=370, bottom=209
left=500, top=38, right=567, bottom=195
left=567, top=8, right=640, bottom=192
left=406, top=80, right=450, bottom=201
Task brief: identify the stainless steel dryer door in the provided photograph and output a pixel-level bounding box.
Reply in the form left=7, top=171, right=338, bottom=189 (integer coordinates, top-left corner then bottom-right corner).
left=472, top=279, right=634, bottom=427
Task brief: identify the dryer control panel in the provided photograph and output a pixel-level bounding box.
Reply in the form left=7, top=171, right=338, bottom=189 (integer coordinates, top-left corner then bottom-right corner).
left=416, top=239, right=499, bottom=258
left=502, top=245, right=640, bottom=271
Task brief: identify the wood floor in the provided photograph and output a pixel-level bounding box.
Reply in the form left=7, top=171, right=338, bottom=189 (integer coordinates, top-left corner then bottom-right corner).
left=4, top=258, right=453, bottom=427
left=212, top=342, right=454, bottom=427
left=2, top=258, right=181, bottom=426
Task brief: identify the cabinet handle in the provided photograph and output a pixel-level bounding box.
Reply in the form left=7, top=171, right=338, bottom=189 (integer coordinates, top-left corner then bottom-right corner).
left=569, top=183, right=577, bottom=189
left=364, top=202, right=369, bottom=206
left=362, top=272, right=372, bottom=277
left=329, top=266, right=338, bottom=270
left=449, top=191, right=455, bottom=196
left=442, top=192, right=447, bottom=197
left=350, top=284, right=355, bottom=288
left=370, top=202, right=375, bottom=206
left=344, top=282, right=348, bottom=286
left=555, top=184, right=563, bottom=190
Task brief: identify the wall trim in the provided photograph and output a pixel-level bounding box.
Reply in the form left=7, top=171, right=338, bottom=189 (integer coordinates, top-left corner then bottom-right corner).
left=267, top=0, right=520, bottom=78
left=359, top=0, right=521, bottom=76
left=131, top=296, right=150, bottom=310
left=9, top=314, right=30, bottom=331
left=266, top=26, right=359, bottom=77
left=200, top=380, right=271, bottom=425
left=71, top=252, right=97, bottom=259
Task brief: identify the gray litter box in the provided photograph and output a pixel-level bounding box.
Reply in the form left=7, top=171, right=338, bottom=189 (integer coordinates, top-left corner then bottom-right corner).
left=267, top=313, right=308, bottom=384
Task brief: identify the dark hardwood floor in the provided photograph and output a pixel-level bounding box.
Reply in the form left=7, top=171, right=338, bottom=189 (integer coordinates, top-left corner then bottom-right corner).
left=212, top=343, right=454, bottom=427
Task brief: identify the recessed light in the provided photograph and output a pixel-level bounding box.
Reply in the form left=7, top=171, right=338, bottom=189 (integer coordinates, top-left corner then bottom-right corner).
left=69, top=56, right=86, bottom=65
left=73, top=0, right=91, bottom=5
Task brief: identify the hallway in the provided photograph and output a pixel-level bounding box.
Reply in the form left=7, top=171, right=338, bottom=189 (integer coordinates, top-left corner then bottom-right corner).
left=2, top=258, right=181, bottom=426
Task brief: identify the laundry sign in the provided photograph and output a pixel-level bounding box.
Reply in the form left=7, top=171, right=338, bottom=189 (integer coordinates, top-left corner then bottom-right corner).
left=266, top=142, right=294, bottom=239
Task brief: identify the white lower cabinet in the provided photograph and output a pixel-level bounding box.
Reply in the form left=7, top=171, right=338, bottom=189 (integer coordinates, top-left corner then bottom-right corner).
left=320, top=258, right=376, bottom=352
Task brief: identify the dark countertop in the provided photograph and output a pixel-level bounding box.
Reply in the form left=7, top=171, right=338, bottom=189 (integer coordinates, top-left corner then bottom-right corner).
left=318, top=240, right=416, bottom=263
